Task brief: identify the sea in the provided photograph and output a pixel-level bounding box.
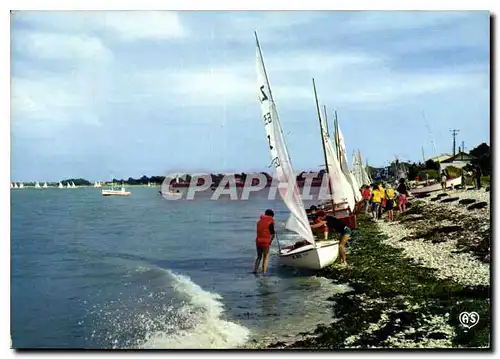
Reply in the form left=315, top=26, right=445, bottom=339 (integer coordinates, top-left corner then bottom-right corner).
left=10, top=186, right=350, bottom=349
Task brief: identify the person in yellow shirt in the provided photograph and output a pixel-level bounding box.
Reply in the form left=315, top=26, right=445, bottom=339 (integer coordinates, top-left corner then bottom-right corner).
left=378, top=183, right=386, bottom=220
left=385, top=184, right=396, bottom=221
left=370, top=184, right=382, bottom=220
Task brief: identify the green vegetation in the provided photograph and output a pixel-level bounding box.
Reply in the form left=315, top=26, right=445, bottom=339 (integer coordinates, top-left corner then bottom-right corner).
left=417, top=169, right=439, bottom=180
left=469, top=143, right=491, bottom=176
left=445, top=166, right=462, bottom=179
left=61, top=178, right=91, bottom=186
left=271, top=214, right=490, bottom=349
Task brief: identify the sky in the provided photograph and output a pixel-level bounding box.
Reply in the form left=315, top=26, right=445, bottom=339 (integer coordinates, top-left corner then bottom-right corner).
left=10, top=10, right=490, bottom=182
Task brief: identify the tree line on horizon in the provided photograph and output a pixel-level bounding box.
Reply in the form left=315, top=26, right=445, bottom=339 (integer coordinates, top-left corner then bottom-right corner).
left=55, top=142, right=490, bottom=186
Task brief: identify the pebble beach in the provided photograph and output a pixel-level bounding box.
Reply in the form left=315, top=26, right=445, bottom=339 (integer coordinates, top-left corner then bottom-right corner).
left=265, top=187, right=491, bottom=349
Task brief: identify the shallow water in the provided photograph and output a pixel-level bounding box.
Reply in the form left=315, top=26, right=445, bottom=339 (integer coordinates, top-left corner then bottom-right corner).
left=11, top=186, right=348, bottom=349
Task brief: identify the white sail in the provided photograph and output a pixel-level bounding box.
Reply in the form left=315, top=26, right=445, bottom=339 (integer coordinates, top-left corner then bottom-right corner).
left=35, top=181, right=41, bottom=188
left=43, top=182, right=48, bottom=188
left=10, top=183, right=13, bottom=188
left=336, top=126, right=361, bottom=202
left=357, top=151, right=369, bottom=186
left=71, top=182, right=76, bottom=188
left=322, top=129, right=355, bottom=210
left=19, top=183, right=24, bottom=189
left=58, top=182, right=63, bottom=188
left=256, top=36, right=314, bottom=244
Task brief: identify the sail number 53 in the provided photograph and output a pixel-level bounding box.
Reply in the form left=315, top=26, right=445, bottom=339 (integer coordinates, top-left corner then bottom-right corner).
left=263, top=112, right=272, bottom=125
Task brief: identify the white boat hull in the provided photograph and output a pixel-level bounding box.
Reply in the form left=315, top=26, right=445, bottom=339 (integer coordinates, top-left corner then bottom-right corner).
left=161, top=191, right=182, bottom=200
left=410, top=176, right=462, bottom=195
left=102, top=189, right=131, bottom=196
left=278, top=240, right=339, bottom=270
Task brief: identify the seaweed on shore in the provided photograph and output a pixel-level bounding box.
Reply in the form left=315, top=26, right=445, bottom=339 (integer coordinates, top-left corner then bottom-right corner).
left=267, top=214, right=491, bottom=349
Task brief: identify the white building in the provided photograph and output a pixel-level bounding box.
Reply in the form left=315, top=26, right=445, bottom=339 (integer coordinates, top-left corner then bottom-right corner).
left=439, top=152, right=476, bottom=173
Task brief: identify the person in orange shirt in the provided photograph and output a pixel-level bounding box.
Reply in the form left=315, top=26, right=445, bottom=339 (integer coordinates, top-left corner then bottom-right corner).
left=253, top=209, right=275, bottom=274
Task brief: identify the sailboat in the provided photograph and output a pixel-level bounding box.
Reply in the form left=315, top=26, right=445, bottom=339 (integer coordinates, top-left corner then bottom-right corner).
left=255, top=33, right=338, bottom=270
left=71, top=182, right=76, bottom=188
left=102, top=181, right=131, bottom=196
left=314, top=108, right=355, bottom=216
left=333, top=113, right=362, bottom=205
left=357, top=150, right=371, bottom=186
left=312, top=92, right=357, bottom=223
left=42, top=182, right=48, bottom=188
left=19, top=183, right=24, bottom=189
left=35, top=181, right=41, bottom=189
left=66, top=182, right=71, bottom=188
left=58, top=182, right=64, bottom=189
left=160, top=175, right=182, bottom=199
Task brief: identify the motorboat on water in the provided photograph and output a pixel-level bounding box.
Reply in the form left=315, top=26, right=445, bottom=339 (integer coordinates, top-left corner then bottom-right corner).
left=102, top=182, right=131, bottom=196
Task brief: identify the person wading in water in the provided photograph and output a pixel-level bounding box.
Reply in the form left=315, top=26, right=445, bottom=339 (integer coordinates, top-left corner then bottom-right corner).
left=310, top=212, right=352, bottom=267
left=253, top=209, right=275, bottom=274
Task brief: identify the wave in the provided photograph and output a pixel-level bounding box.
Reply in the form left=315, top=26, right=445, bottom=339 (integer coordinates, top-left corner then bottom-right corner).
left=86, top=265, right=250, bottom=349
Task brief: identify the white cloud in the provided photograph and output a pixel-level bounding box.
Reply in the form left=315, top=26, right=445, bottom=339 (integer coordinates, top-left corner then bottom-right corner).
left=11, top=74, right=105, bottom=135
left=99, top=11, right=186, bottom=40
left=12, top=11, right=187, bottom=41
left=230, top=11, right=320, bottom=31
left=14, top=31, right=113, bottom=62
left=341, top=11, right=472, bottom=33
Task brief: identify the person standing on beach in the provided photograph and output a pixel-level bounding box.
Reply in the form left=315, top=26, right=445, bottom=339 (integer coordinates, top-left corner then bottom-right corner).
left=441, top=170, right=447, bottom=191
left=254, top=209, right=275, bottom=274
left=371, top=184, right=382, bottom=219
left=475, top=165, right=482, bottom=190
left=378, top=183, right=386, bottom=220
left=396, top=178, right=408, bottom=214
left=310, top=214, right=352, bottom=267
left=362, top=185, right=371, bottom=214
left=385, top=184, right=396, bottom=221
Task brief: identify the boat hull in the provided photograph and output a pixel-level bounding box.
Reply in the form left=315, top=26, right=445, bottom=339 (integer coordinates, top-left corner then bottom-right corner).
left=102, top=190, right=131, bottom=196
left=279, top=240, right=339, bottom=270
left=410, top=176, right=462, bottom=195
left=161, top=192, right=182, bottom=200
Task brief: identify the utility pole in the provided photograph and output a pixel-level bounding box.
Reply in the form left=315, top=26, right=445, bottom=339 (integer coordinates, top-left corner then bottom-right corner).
left=450, top=129, right=460, bottom=156
left=421, top=146, right=425, bottom=163
left=461, top=141, right=466, bottom=160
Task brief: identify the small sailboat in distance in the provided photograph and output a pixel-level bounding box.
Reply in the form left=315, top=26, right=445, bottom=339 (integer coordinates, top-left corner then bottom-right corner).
left=58, top=182, right=64, bottom=189
left=43, top=182, right=48, bottom=188
left=35, top=181, right=41, bottom=189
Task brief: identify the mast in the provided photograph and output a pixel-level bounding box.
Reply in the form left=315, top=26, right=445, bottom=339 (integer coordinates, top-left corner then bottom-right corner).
left=334, top=111, right=341, bottom=165
left=323, top=105, right=330, bottom=136
left=312, top=78, right=335, bottom=210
